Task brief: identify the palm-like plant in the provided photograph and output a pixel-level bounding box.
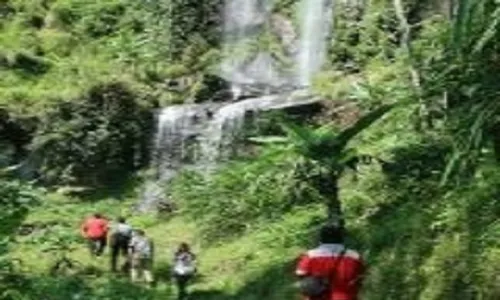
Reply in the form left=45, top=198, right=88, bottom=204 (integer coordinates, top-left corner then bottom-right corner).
left=251, top=104, right=394, bottom=224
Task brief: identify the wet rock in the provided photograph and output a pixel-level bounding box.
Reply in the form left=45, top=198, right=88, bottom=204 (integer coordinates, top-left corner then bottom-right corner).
left=270, top=14, right=298, bottom=56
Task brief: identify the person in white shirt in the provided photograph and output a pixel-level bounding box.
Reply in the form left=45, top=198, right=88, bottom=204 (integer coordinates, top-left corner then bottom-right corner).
left=173, top=243, right=196, bottom=300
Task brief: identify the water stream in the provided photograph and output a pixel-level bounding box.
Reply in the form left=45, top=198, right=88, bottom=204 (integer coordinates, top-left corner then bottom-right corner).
left=200, top=90, right=317, bottom=165
left=138, top=0, right=334, bottom=211
left=297, top=0, right=335, bottom=86
left=221, top=0, right=276, bottom=93
left=137, top=104, right=214, bottom=212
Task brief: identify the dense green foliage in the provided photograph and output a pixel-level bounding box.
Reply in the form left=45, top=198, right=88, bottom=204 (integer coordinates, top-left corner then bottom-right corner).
left=31, top=82, right=153, bottom=186
left=2, top=0, right=500, bottom=299
left=0, top=179, right=39, bottom=298
left=172, top=150, right=320, bottom=240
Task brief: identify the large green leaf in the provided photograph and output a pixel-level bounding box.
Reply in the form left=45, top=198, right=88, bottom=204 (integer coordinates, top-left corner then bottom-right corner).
left=280, top=122, right=318, bottom=156
left=334, top=104, right=395, bottom=150
left=473, top=5, right=500, bottom=53
left=252, top=104, right=394, bottom=168
left=452, top=0, right=473, bottom=51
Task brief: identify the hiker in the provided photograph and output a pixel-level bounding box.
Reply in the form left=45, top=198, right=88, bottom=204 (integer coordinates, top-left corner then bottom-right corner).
left=172, top=243, right=197, bottom=300
left=110, top=216, right=133, bottom=272
left=81, top=213, right=109, bottom=256
left=129, top=229, right=154, bottom=284
left=296, top=224, right=364, bottom=300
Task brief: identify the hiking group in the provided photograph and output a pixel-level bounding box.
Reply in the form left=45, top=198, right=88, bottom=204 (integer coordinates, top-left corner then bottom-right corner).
left=81, top=213, right=196, bottom=300
left=82, top=213, right=363, bottom=300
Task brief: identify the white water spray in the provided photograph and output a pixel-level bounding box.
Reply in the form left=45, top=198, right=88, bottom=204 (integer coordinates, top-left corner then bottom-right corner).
left=221, top=0, right=281, bottom=93
left=297, top=0, right=334, bottom=86
left=138, top=105, right=213, bottom=212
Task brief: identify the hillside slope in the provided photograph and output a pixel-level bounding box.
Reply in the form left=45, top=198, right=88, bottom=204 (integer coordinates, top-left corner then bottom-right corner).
left=3, top=0, right=500, bottom=299
left=0, top=0, right=222, bottom=114
left=6, top=105, right=500, bottom=300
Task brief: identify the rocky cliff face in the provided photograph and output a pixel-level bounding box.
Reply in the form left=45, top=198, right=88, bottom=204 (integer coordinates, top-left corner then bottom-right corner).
left=270, top=13, right=299, bottom=57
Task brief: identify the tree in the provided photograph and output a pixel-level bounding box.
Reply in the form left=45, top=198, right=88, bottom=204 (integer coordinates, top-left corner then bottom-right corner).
left=30, top=82, right=154, bottom=187
left=252, top=104, right=394, bottom=224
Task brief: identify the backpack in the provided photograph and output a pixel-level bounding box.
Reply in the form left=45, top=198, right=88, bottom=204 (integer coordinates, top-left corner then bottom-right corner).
left=173, top=252, right=196, bottom=276
left=298, top=248, right=346, bottom=298
left=111, top=224, right=132, bottom=245
left=115, top=223, right=132, bottom=237
left=132, top=236, right=152, bottom=258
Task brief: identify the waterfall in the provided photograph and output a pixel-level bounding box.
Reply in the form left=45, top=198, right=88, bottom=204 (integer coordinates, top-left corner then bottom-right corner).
left=137, top=104, right=214, bottom=212
left=222, top=0, right=334, bottom=89
left=200, top=90, right=318, bottom=164
left=221, top=0, right=282, bottom=95
left=137, top=0, right=334, bottom=211
left=200, top=102, right=248, bottom=166
left=297, top=0, right=334, bottom=86
left=153, top=105, right=202, bottom=180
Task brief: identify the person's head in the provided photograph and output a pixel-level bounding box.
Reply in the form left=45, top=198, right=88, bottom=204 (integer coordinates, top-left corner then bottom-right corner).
left=93, top=213, right=102, bottom=219
left=319, top=224, right=344, bottom=244
left=178, top=242, right=190, bottom=253
left=117, top=216, right=126, bottom=223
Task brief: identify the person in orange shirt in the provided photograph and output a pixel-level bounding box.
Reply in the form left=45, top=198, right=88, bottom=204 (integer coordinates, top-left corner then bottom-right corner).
left=81, top=213, right=109, bottom=257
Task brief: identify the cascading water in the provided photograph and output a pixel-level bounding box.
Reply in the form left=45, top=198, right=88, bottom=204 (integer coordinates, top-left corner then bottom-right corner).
left=200, top=103, right=248, bottom=166
left=297, top=0, right=334, bottom=86
left=221, top=0, right=283, bottom=93
left=153, top=105, right=204, bottom=179
left=139, top=92, right=318, bottom=211
left=203, top=0, right=335, bottom=163
left=200, top=90, right=319, bottom=164
left=137, top=104, right=214, bottom=212
left=138, top=0, right=334, bottom=211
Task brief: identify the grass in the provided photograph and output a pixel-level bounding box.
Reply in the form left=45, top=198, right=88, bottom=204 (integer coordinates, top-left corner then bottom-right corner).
left=6, top=184, right=322, bottom=300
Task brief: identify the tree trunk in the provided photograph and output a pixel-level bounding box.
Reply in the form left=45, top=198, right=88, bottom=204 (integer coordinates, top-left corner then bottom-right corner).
left=318, top=172, right=343, bottom=226
left=490, top=122, right=500, bottom=163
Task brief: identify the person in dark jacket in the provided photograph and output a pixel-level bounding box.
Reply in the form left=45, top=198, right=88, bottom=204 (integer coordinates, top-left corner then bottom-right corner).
left=109, top=216, right=133, bottom=272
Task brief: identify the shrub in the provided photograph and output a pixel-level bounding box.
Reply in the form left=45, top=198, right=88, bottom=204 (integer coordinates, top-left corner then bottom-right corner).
left=81, top=2, right=126, bottom=38
left=0, top=179, right=40, bottom=237
left=171, top=149, right=321, bottom=241
left=0, top=51, right=8, bottom=68
left=31, top=82, right=154, bottom=187
left=24, top=13, right=45, bottom=29
left=0, top=179, right=39, bottom=298
left=48, top=4, right=79, bottom=28
left=0, top=108, right=37, bottom=165
left=10, top=51, right=51, bottom=75
left=0, top=0, right=15, bottom=19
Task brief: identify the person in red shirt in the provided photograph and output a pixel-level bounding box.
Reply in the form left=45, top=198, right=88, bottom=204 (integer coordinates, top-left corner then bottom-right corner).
left=296, top=224, right=364, bottom=300
left=81, top=213, right=109, bottom=257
